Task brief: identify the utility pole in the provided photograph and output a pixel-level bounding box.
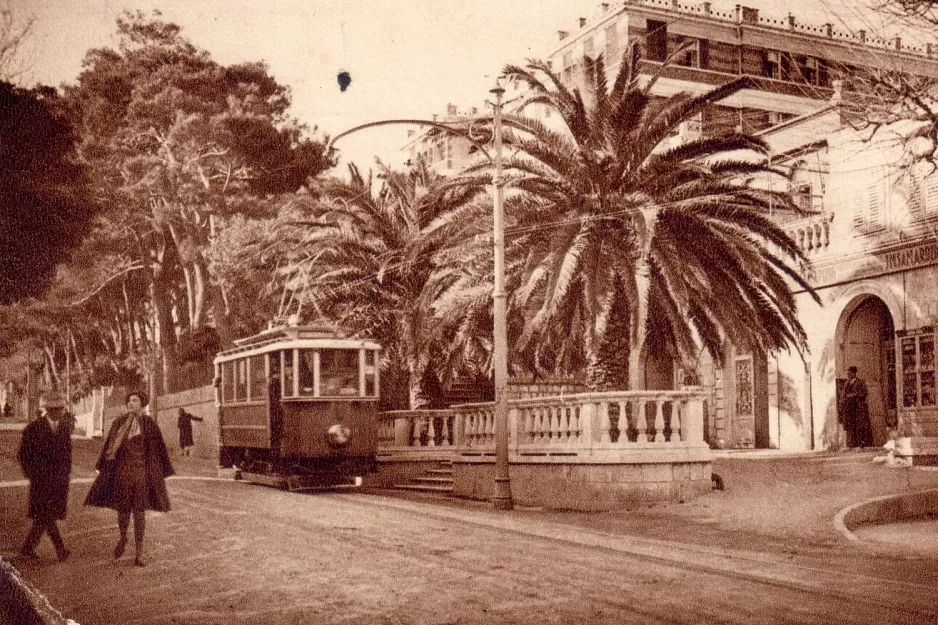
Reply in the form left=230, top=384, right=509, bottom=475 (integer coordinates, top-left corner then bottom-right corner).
left=490, top=80, right=513, bottom=511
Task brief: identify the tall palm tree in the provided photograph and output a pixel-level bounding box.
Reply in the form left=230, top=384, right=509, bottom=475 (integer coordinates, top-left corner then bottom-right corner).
left=296, top=162, right=484, bottom=409
left=446, top=43, right=818, bottom=390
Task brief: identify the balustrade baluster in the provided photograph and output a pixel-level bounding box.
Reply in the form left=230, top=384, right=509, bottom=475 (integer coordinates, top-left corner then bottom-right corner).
left=441, top=414, right=451, bottom=447
left=569, top=405, right=579, bottom=446
left=654, top=400, right=666, bottom=443
left=524, top=406, right=537, bottom=445
left=427, top=416, right=437, bottom=447
left=549, top=405, right=560, bottom=445
left=536, top=407, right=547, bottom=445
left=599, top=401, right=611, bottom=444
left=636, top=401, right=647, bottom=442
left=560, top=405, right=571, bottom=445
left=410, top=417, right=421, bottom=447
left=676, top=399, right=686, bottom=442
left=619, top=400, right=629, bottom=443
left=486, top=410, right=495, bottom=445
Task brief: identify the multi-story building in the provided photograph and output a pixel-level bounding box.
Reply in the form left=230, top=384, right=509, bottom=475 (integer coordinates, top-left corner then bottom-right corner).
left=402, top=1, right=938, bottom=462
left=549, top=0, right=938, bottom=138
left=718, top=109, right=938, bottom=464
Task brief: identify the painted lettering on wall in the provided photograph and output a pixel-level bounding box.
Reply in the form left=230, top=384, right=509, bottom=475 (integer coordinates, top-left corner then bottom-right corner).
left=882, top=242, right=938, bottom=273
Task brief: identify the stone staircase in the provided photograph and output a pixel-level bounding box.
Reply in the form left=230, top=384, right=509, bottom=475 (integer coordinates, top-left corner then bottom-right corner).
left=394, top=460, right=454, bottom=495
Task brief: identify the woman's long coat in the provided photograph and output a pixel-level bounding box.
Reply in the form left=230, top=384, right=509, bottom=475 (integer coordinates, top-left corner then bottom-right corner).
left=85, top=413, right=175, bottom=512
left=18, top=417, right=72, bottom=520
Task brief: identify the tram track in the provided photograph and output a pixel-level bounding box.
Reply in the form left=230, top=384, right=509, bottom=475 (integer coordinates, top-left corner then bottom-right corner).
left=330, top=491, right=938, bottom=621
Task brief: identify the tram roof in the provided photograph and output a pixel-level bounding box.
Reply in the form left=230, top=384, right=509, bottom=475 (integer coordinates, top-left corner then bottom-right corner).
left=215, top=325, right=380, bottom=361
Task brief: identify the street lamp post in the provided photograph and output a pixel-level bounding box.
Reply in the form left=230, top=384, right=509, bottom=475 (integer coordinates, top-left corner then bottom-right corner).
left=490, top=82, right=513, bottom=511
left=327, top=83, right=516, bottom=510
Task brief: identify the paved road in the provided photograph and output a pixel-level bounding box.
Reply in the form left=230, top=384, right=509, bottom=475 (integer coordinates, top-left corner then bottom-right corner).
left=2, top=478, right=937, bottom=625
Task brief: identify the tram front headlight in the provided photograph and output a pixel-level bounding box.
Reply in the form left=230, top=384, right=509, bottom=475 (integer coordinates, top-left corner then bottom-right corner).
left=327, top=424, right=352, bottom=448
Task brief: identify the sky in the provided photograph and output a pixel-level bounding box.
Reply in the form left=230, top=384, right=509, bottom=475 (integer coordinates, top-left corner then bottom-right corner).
left=8, top=0, right=911, bottom=170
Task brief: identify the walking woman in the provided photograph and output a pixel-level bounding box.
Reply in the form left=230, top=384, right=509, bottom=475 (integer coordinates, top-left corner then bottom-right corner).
left=85, top=391, right=174, bottom=566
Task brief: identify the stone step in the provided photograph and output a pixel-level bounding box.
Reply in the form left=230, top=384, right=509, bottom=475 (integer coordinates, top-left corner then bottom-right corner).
left=411, top=476, right=454, bottom=485
left=426, top=469, right=454, bottom=476
left=394, top=484, right=454, bottom=493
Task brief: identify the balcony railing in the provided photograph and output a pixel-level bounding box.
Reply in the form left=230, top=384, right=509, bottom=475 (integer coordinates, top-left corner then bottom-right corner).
left=784, top=211, right=832, bottom=257
left=378, top=388, right=708, bottom=461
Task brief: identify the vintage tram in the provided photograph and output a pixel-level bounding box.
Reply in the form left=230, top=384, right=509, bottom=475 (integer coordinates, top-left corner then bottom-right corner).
left=214, top=324, right=380, bottom=489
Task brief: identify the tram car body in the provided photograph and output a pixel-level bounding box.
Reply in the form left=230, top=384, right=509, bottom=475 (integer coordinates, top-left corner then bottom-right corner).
left=214, top=324, right=380, bottom=488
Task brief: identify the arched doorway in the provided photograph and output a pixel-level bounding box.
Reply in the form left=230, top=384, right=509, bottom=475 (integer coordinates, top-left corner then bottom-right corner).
left=840, top=296, right=895, bottom=446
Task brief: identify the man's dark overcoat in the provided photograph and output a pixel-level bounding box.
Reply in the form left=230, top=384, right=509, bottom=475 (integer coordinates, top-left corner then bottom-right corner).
left=84, top=413, right=174, bottom=512
left=18, top=417, right=72, bottom=520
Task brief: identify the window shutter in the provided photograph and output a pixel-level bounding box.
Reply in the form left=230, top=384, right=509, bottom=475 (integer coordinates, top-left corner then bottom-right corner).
left=908, top=168, right=924, bottom=218
left=867, top=182, right=882, bottom=228
left=852, top=188, right=865, bottom=230
left=605, top=23, right=618, bottom=60
left=925, top=170, right=938, bottom=212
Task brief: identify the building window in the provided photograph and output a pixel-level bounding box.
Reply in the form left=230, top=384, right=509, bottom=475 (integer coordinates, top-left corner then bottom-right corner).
left=605, top=23, right=618, bottom=60
left=562, top=50, right=574, bottom=83
left=798, top=56, right=819, bottom=85
left=852, top=177, right=886, bottom=232
left=677, top=38, right=700, bottom=68
left=793, top=183, right=812, bottom=211
left=646, top=20, right=667, bottom=62
left=583, top=37, right=594, bottom=59
left=900, top=329, right=936, bottom=408
left=765, top=50, right=782, bottom=79
left=925, top=169, right=938, bottom=213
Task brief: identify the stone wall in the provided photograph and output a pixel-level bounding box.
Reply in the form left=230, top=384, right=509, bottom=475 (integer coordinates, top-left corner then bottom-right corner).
left=153, top=385, right=218, bottom=461
left=452, top=456, right=712, bottom=511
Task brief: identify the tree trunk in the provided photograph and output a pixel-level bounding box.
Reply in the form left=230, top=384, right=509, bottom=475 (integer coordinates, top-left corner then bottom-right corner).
left=586, top=277, right=631, bottom=391
left=628, top=255, right=652, bottom=391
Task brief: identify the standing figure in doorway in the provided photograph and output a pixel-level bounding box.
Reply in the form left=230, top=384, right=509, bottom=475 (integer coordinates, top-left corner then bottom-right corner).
left=176, top=408, right=203, bottom=456
left=85, top=391, right=173, bottom=567
left=17, top=391, right=72, bottom=562
left=840, top=366, right=873, bottom=448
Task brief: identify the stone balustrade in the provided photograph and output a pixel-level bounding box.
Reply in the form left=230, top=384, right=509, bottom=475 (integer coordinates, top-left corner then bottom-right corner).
left=378, top=409, right=461, bottom=453
left=785, top=212, right=832, bottom=257
left=379, top=388, right=708, bottom=460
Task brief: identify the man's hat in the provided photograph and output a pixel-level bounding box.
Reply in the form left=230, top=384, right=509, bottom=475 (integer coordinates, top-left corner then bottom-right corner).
left=847, top=366, right=858, bottom=374
left=39, top=391, right=67, bottom=409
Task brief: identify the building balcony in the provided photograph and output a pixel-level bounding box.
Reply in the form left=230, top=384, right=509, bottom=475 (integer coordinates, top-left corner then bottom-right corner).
left=784, top=210, right=834, bottom=258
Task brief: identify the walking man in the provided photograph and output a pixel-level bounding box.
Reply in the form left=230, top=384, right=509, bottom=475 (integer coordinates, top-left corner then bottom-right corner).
left=18, top=391, right=72, bottom=562
left=840, top=366, right=874, bottom=448
left=176, top=408, right=203, bottom=456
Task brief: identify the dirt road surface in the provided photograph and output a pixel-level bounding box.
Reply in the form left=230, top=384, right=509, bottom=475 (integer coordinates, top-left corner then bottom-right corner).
left=2, top=476, right=937, bottom=625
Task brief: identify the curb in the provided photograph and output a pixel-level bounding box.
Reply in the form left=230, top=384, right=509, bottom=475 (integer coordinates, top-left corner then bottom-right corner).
left=0, top=557, right=78, bottom=625
left=834, top=488, right=938, bottom=543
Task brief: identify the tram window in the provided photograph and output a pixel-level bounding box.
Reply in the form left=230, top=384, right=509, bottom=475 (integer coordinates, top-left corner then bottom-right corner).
left=321, top=349, right=359, bottom=396
left=283, top=350, right=295, bottom=397
left=235, top=359, right=248, bottom=402
left=222, top=361, right=235, bottom=404
left=364, top=350, right=378, bottom=397
left=249, top=355, right=265, bottom=400
left=299, top=350, right=316, bottom=396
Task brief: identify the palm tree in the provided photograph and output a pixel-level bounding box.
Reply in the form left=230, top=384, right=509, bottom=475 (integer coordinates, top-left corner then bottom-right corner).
left=294, top=162, right=484, bottom=409
left=446, top=43, right=817, bottom=390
